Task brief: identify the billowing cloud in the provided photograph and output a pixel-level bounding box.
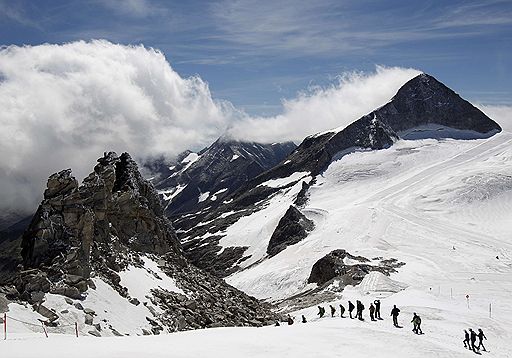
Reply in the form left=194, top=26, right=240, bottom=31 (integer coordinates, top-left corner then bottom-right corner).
left=228, top=66, right=421, bottom=142
left=0, top=40, right=236, bottom=216
left=477, top=104, right=512, bottom=132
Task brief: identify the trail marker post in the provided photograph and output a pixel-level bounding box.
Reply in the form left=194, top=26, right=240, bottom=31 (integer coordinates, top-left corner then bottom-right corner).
left=489, top=303, right=492, bottom=318
left=75, top=322, right=79, bottom=337
left=42, top=322, right=48, bottom=338
left=3, top=313, right=6, bottom=340
left=466, top=294, right=470, bottom=309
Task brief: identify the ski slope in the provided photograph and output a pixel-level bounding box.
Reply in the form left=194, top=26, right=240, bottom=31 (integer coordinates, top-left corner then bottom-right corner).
left=226, top=131, right=512, bottom=301
left=216, top=129, right=512, bottom=356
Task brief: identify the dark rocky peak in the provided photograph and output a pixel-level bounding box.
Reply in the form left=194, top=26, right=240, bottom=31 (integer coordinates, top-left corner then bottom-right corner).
left=151, top=136, right=296, bottom=217
left=377, top=73, right=501, bottom=136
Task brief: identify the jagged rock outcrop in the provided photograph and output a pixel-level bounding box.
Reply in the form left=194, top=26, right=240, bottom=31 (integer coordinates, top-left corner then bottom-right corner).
left=3, top=152, right=281, bottom=332
left=14, top=152, right=182, bottom=303
left=307, top=249, right=404, bottom=286
left=267, top=206, right=314, bottom=257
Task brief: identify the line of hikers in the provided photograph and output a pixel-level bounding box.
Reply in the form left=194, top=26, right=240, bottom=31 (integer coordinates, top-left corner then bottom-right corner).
left=283, top=301, right=491, bottom=354
left=463, top=328, right=487, bottom=353
left=316, top=300, right=387, bottom=323
left=285, top=300, right=415, bottom=332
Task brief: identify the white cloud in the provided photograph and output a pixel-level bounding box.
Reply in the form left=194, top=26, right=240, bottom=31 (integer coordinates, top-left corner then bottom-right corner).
left=228, top=66, right=421, bottom=143
left=477, top=104, right=512, bottom=132
left=0, top=40, right=236, bottom=215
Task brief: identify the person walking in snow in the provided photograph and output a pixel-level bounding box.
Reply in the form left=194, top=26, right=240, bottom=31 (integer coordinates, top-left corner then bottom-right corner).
left=391, top=305, right=400, bottom=327
left=411, top=313, right=422, bottom=334
left=463, top=330, right=470, bottom=349
left=339, top=304, right=346, bottom=318
left=477, top=328, right=487, bottom=352
left=317, top=306, right=325, bottom=318
left=374, top=299, right=382, bottom=319
left=287, top=315, right=294, bottom=325
left=469, top=328, right=478, bottom=352
left=302, top=315, right=307, bottom=323
left=369, top=303, right=376, bottom=321
left=356, top=300, right=365, bottom=321
left=330, top=305, right=336, bottom=317
left=348, top=301, right=355, bottom=319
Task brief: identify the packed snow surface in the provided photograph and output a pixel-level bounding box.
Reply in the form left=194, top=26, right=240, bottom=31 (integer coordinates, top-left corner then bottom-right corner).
left=4, top=292, right=510, bottom=357
left=119, top=256, right=185, bottom=299
left=259, top=172, right=311, bottom=188
left=158, top=184, right=186, bottom=202
left=198, top=191, right=210, bottom=203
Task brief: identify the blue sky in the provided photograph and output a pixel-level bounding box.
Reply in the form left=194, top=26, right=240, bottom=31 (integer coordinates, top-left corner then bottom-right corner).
left=0, top=0, right=511, bottom=115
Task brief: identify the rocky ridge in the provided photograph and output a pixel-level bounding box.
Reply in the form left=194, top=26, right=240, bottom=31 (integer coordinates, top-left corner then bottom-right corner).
left=0, top=152, right=281, bottom=335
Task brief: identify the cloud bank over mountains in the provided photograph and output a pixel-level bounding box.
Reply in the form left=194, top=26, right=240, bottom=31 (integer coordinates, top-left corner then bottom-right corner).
left=227, top=66, right=421, bottom=142
left=0, top=40, right=507, bottom=216
left=0, top=40, right=235, bottom=215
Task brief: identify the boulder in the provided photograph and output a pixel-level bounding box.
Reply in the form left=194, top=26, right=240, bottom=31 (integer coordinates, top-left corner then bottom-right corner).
left=83, top=308, right=95, bottom=316
left=88, top=330, right=101, bottom=337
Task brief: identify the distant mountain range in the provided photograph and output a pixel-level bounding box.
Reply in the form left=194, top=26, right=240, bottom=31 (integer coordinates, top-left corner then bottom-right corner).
left=170, top=73, right=501, bottom=279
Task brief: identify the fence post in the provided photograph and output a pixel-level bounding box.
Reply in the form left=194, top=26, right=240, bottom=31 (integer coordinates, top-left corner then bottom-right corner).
left=3, top=313, right=6, bottom=340
left=75, top=322, right=79, bottom=337
left=42, top=322, right=48, bottom=338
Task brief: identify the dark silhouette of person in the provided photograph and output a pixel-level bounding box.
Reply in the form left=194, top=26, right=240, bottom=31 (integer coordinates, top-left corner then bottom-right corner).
left=301, top=315, right=307, bottom=323
left=339, top=304, right=346, bottom=318
left=287, top=315, right=294, bottom=325
left=477, top=328, right=487, bottom=351
left=369, top=303, right=376, bottom=321
left=463, top=330, right=470, bottom=349
left=374, top=299, right=382, bottom=319
left=411, top=313, right=422, bottom=334
left=348, top=301, right=355, bottom=319
left=330, top=305, right=336, bottom=317
left=391, top=305, right=400, bottom=327
left=317, top=306, right=325, bottom=318
left=275, top=321, right=280, bottom=326
left=469, top=328, right=478, bottom=352
left=356, top=300, right=365, bottom=321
